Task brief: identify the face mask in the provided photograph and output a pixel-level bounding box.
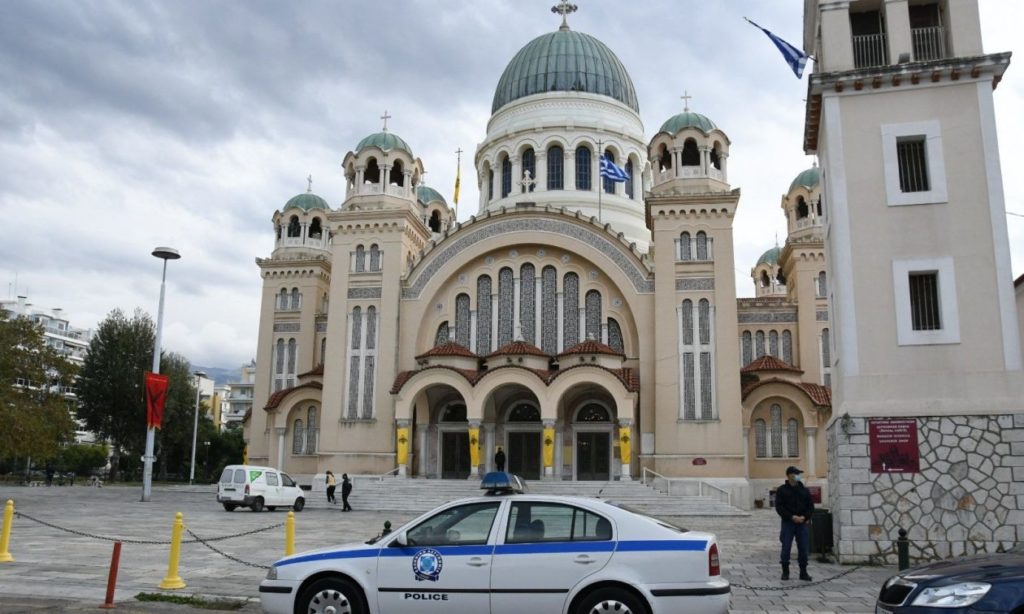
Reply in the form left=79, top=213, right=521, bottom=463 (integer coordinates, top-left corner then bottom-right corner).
left=794, top=474, right=802, bottom=483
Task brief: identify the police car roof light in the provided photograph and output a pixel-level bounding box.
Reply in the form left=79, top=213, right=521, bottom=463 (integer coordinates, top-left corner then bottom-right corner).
left=480, top=471, right=527, bottom=495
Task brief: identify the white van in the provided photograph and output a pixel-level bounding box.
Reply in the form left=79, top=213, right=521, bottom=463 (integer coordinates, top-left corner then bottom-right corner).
left=217, top=465, right=305, bottom=512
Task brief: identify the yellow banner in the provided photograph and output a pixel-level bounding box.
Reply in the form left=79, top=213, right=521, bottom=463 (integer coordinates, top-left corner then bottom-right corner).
left=469, top=427, right=481, bottom=468
left=543, top=427, right=555, bottom=468
left=619, top=426, right=632, bottom=464
left=396, top=427, right=410, bottom=465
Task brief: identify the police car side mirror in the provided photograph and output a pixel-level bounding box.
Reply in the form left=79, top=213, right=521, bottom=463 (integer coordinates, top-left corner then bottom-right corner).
left=391, top=532, right=408, bottom=547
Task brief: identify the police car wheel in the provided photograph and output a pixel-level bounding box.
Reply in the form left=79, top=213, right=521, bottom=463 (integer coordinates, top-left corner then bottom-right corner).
left=297, top=577, right=365, bottom=614
left=576, top=588, right=646, bottom=614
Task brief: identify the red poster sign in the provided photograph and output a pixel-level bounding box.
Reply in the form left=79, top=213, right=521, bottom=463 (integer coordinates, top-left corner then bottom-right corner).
left=145, top=372, right=170, bottom=429
left=869, top=418, right=920, bottom=473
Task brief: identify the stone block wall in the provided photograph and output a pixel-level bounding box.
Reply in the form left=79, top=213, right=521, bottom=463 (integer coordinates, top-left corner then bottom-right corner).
left=828, top=414, right=1024, bottom=564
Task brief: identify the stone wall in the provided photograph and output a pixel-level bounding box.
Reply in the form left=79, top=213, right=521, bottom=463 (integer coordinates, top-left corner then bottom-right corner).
left=828, top=414, right=1024, bottom=564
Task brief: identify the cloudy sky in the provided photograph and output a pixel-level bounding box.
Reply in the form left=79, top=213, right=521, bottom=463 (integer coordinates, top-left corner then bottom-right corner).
left=2, top=1, right=1022, bottom=369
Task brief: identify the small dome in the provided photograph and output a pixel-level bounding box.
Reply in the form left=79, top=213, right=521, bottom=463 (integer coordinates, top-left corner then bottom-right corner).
left=789, top=166, right=820, bottom=192
left=355, top=132, right=413, bottom=156
left=756, top=246, right=781, bottom=267
left=284, top=192, right=329, bottom=212
left=657, top=111, right=717, bottom=135
left=416, top=185, right=447, bottom=206
left=492, top=29, right=639, bottom=114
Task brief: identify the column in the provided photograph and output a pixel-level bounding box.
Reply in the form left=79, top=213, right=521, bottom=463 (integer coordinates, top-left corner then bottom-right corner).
left=484, top=423, right=495, bottom=473
left=719, top=153, right=729, bottom=182
left=491, top=293, right=498, bottom=350
left=805, top=427, right=817, bottom=477
left=396, top=419, right=410, bottom=477
left=380, top=164, right=390, bottom=193
left=403, top=170, right=413, bottom=198
left=618, top=418, right=633, bottom=481
left=742, top=426, right=751, bottom=478
left=578, top=306, right=585, bottom=342
left=536, top=151, right=547, bottom=193
left=553, top=423, right=563, bottom=480
left=535, top=277, right=542, bottom=346
left=470, top=310, right=477, bottom=351
left=355, top=166, right=365, bottom=194
left=510, top=156, right=521, bottom=196
left=513, top=277, right=521, bottom=341
left=275, top=427, right=287, bottom=470
left=556, top=292, right=564, bottom=351
left=542, top=419, right=556, bottom=480
left=565, top=150, right=576, bottom=190
left=672, top=148, right=681, bottom=178
left=468, top=419, right=482, bottom=478
left=417, top=423, right=428, bottom=477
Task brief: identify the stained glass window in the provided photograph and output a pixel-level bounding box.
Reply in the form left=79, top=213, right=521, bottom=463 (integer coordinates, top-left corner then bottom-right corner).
left=292, top=419, right=304, bottom=454
left=435, top=322, right=450, bottom=346
left=818, top=271, right=827, bottom=298
left=477, top=275, right=492, bottom=355
left=680, top=232, right=691, bottom=261
left=821, top=328, right=831, bottom=365
left=769, top=330, right=779, bottom=356
left=351, top=307, right=362, bottom=349
left=498, top=268, right=514, bottom=347
left=355, top=245, right=366, bottom=272
left=681, top=299, right=693, bottom=345
left=307, top=407, right=318, bottom=454
left=698, top=299, right=711, bottom=345
left=455, top=294, right=470, bottom=347
left=501, top=156, right=512, bottom=198
left=742, top=331, right=752, bottom=366
left=547, top=146, right=564, bottom=190
left=287, top=339, right=296, bottom=374
left=520, top=264, right=536, bottom=344
left=320, top=338, right=327, bottom=364
left=563, top=272, right=579, bottom=350
left=755, top=419, right=767, bottom=458
left=755, top=330, right=765, bottom=358
left=696, top=232, right=708, bottom=260
left=603, top=150, right=616, bottom=194
left=585, top=290, right=601, bottom=341
left=275, top=339, right=285, bottom=375
left=625, top=159, right=634, bottom=199
left=365, top=306, right=377, bottom=350
left=541, top=266, right=557, bottom=354
left=290, top=288, right=300, bottom=309
left=575, top=146, right=591, bottom=191
left=770, top=404, right=783, bottom=457
left=787, top=419, right=799, bottom=458
left=608, top=318, right=624, bottom=354
left=347, top=358, right=360, bottom=419
left=783, top=330, right=793, bottom=364
left=683, top=352, right=695, bottom=420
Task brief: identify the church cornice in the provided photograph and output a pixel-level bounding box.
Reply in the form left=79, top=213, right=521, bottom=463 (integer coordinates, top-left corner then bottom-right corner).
left=257, top=257, right=331, bottom=281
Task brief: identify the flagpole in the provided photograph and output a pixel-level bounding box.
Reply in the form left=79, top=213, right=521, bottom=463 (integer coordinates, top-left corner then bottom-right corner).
left=596, top=139, right=603, bottom=223
left=454, top=147, right=462, bottom=219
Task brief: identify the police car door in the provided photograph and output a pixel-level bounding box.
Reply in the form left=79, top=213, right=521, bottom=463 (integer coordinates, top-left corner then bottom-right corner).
left=490, top=501, right=614, bottom=614
left=377, top=500, right=502, bottom=613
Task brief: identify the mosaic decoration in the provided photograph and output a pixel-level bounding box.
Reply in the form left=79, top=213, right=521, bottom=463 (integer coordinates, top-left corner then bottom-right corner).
left=509, top=249, right=518, bottom=258
left=536, top=249, right=546, bottom=257
left=348, top=287, right=382, bottom=299
left=739, top=311, right=798, bottom=323
left=563, top=272, right=580, bottom=350
left=455, top=294, right=470, bottom=347
left=612, top=298, right=622, bottom=308
left=520, top=264, right=536, bottom=344
left=476, top=275, right=492, bottom=355
left=498, top=268, right=514, bottom=347
left=676, top=278, right=715, bottom=291
left=402, top=216, right=654, bottom=299
left=817, top=310, right=830, bottom=321
left=541, top=266, right=557, bottom=354
left=607, top=318, right=624, bottom=353
left=274, top=322, right=300, bottom=333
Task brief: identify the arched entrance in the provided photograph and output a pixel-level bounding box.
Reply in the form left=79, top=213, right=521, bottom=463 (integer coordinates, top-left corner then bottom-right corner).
left=504, top=402, right=543, bottom=479
left=573, top=402, right=613, bottom=480
left=437, top=403, right=470, bottom=479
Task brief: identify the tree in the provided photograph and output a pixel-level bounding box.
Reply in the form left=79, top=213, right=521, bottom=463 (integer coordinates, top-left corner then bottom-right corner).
left=76, top=308, right=155, bottom=481
left=0, top=310, right=78, bottom=465
left=58, top=443, right=109, bottom=476
left=154, top=352, right=210, bottom=480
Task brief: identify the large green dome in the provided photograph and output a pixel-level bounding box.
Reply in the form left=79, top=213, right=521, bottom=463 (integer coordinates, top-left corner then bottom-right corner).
left=756, top=246, right=781, bottom=267
left=789, top=166, right=820, bottom=192
left=416, top=185, right=447, bottom=206
left=492, top=29, right=639, bottom=114
left=284, top=192, right=329, bottom=212
left=658, top=112, right=717, bottom=135
left=356, top=132, right=412, bottom=156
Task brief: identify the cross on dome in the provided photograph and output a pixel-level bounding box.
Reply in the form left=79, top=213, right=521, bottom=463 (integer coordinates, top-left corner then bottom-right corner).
left=551, top=0, right=578, bottom=30
left=306, top=174, right=313, bottom=193
left=681, top=91, right=693, bottom=112
left=380, top=109, right=392, bottom=132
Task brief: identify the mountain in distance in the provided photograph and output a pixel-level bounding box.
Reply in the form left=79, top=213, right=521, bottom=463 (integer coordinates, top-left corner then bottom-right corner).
left=193, top=365, right=243, bottom=387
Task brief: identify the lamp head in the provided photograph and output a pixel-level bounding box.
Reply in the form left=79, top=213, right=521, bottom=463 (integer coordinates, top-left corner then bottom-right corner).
left=152, top=247, right=181, bottom=260
left=194, top=371, right=208, bottom=379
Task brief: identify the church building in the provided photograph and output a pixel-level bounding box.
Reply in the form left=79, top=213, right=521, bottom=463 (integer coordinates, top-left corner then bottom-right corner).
left=244, top=3, right=835, bottom=507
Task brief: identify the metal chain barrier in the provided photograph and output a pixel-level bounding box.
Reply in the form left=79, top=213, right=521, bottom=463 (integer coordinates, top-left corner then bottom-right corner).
left=14, top=510, right=282, bottom=545
left=730, top=565, right=864, bottom=591
left=185, top=526, right=271, bottom=570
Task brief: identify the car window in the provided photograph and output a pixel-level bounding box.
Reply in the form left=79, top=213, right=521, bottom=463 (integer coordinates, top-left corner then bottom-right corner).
left=281, top=473, right=296, bottom=487
left=233, top=469, right=246, bottom=484
left=266, top=472, right=279, bottom=486
left=506, top=502, right=613, bottom=544
left=219, top=468, right=234, bottom=484
left=406, top=502, right=500, bottom=546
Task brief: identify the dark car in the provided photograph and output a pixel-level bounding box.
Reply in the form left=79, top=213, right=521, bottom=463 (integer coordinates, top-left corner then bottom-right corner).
left=876, top=548, right=1024, bottom=613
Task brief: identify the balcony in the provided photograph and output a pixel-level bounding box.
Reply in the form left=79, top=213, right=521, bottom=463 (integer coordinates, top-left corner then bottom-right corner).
left=912, top=26, right=946, bottom=61
left=853, top=33, right=888, bottom=69
left=276, top=235, right=329, bottom=251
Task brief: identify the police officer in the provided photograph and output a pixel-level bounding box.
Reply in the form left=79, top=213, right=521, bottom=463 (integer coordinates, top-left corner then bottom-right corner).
left=494, top=446, right=506, bottom=472
left=775, top=465, right=813, bottom=581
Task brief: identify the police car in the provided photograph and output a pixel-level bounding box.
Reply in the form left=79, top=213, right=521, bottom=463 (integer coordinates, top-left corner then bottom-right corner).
left=259, top=472, right=729, bottom=614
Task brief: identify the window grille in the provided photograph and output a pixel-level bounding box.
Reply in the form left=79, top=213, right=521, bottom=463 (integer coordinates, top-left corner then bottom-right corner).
left=347, top=358, right=360, bottom=419
left=351, top=307, right=362, bottom=349
left=575, top=146, right=591, bottom=191
left=625, top=159, right=634, bottom=199
left=488, top=168, right=494, bottom=200
left=291, top=288, right=300, bottom=310
left=320, top=337, right=327, bottom=363
left=275, top=339, right=285, bottom=375
left=787, top=418, right=799, bottom=458
left=817, top=272, right=827, bottom=298
left=501, top=157, right=512, bottom=198
left=541, top=266, right=558, bottom=354
left=683, top=353, right=695, bottom=420
left=603, top=150, right=615, bottom=194
left=369, top=245, right=381, bottom=271
left=435, top=322, right=449, bottom=346
left=698, top=299, right=711, bottom=345
left=909, top=272, right=941, bottom=330
left=897, top=138, right=929, bottom=193
left=742, top=331, right=752, bottom=366
left=700, top=352, right=712, bottom=420
left=755, top=331, right=765, bottom=358
left=679, top=232, right=691, bottom=261
left=769, top=330, right=779, bottom=356
left=608, top=318, right=624, bottom=354
left=306, top=407, right=318, bottom=454
left=696, top=232, right=708, bottom=260
left=287, top=339, right=296, bottom=375
left=770, top=404, right=783, bottom=457
left=562, top=272, right=579, bottom=350
left=498, top=268, right=514, bottom=347
left=782, top=331, right=793, bottom=364
left=755, top=419, right=767, bottom=458
left=547, top=146, right=564, bottom=190
left=455, top=294, right=470, bottom=347
left=278, top=288, right=288, bottom=310
left=355, top=245, right=366, bottom=272
left=362, top=356, right=375, bottom=419
left=681, top=300, right=694, bottom=345
left=477, top=275, right=492, bottom=354
left=292, top=420, right=304, bottom=454
left=585, top=290, right=602, bottom=341
left=520, top=264, right=536, bottom=344
left=821, top=328, right=831, bottom=365
left=365, top=307, right=377, bottom=350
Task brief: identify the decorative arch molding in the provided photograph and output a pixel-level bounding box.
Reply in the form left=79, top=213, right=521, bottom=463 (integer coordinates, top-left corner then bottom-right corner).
left=403, top=212, right=653, bottom=299
left=740, top=380, right=826, bottom=429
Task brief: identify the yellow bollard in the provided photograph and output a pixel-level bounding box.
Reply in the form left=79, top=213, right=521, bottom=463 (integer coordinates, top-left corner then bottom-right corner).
left=0, top=499, right=14, bottom=563
left=158, top=512, right=186, bottom=590
left=285, top=511, right=295, bottom=556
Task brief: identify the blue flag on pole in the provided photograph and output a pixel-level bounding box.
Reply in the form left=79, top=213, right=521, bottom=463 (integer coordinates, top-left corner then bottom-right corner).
left=600, top=156, right=630, bottom=183
left=745, top=17, right=809, bottom=79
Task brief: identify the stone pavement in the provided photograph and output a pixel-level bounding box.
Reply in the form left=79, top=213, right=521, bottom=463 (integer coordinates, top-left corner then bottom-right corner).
left=0, top=484, right=894, bottom=612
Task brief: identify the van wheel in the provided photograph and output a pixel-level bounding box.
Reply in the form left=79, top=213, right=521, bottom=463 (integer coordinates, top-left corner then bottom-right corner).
left=222, top=503, right=236, bottom=512
left=297, top=576, right=366, bottom=614
left=293, top=497, right=305, bottom=512
left=575, top=587, right=647, bottom=614
left=267, top=506, right=276, bottom=512
left=251, top=497, right=264, bottom=512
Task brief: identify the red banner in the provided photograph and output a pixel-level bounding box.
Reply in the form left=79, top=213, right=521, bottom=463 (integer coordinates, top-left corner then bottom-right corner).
left=869, top=418, right=920, bottom=473
left=145, top=372, right=170, bottom=430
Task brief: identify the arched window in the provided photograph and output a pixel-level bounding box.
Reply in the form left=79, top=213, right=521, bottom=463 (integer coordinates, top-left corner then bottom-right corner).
left=562, top=272, right=579, bottom=349
left=821, top=328, right=831, bottom=366
left=681, top=299, right=694, bottom=345
left=681, top=139, right=700, bottom=166
left=429, top=210, right=441, bottom=233
left=488, top=166, right=495, bottom=201
left=787, top=418, right=799, bottom=458
left=816, top=197, right=823, bottom=217
left=435, top=322, right=450, bottom=346
left=769, top=330, right=779, bottom=356
left=389, top=160, right=404, bottom=186
left=710, top=145, right=722, bottom=170
left=782, top=330, right=793, bottom=364
left=547, top=146, right=564, bottom=190
left=275, top=338, right=285, bottom=385
left=755, top=331, right=765, bottom=358
left=754, top=419, right=767, bottom=458
left=278, top=288, right=288, bottom=310
left=760, top=270, right=771, bottom=288
left=440, top=404, right=467, bottom=422
left=369, top=244, right=381, bottom=271
left=770, top=404, right=783, bottom=457
left=498, top=267, right=514, bottom=347
left=698, top=299, right=711, bottom=345
left=476, top=275, right=492, bottom=354
left=287, top=216, right=301, bottom=237
left=658, top=143, right=672, bottom=172
left=292, top=419, right=304, bottom=454
left=320, top=337, right=327, bottom=364
left=742, top=331, right=753, bottom=366
left=308, top=218, right=322, bottom=239
left=365, top=158, right=380, bottom=184
left=679, top=232, right=691, bottom=261
left=817, top=271, right=827, bottom=298
left=607, top=318, right=624, bottom=354
left=287, top=338, right=296, bottom=377
left=576, top=404, right=610, bottom=422
left=508, top=404, right=540, bottom=422
left=541, top=266, right=557, bottom=354
left=455, top=294, right=471, bottom=347
left=521, top=148, right=536, bottom=192
left=290, top=288, right=300, bottom=310
left=625, top=158, right=634, bottom=199
left=365, top=306, right=377, bottom=350
left=797, top=197, right=809, bottom=219
left=696, top=231, right=709, bottom=260
left=602, top=149, right=616, bottom=194
left=575, top=146, right=591, bottom=191
left=306, top=407, right=318, bottom=454
left=585, top=290, right=602, bottom=341
left=501, top=155, right=512, bottom=198
left=520, top=264, right=536, bottom=344
left=355, top=245, right=366, bottom=272
left=351, top=307, right=362, bottom=349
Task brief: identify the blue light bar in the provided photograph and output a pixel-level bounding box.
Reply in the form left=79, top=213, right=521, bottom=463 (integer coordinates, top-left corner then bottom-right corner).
left=480, top=471, right=527, bottom=494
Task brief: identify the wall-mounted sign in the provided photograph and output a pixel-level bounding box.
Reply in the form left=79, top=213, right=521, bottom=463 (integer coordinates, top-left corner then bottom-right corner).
left=868, top=418, right=920, bottom=473
left=692, top=458, right=707, bottom=466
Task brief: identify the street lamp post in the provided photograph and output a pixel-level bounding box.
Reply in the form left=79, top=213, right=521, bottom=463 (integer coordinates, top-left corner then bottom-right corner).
left=143, top=246, right=180, bottom=503
left=189, top=370, right=207, bottom=485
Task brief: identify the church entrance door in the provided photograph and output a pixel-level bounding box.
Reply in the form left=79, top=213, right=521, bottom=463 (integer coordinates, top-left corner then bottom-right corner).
left=576, top=432, right=610, bottom=481
left=507, top=432, right=541, bottom=480
left=441, top=431, right=470, bottom=479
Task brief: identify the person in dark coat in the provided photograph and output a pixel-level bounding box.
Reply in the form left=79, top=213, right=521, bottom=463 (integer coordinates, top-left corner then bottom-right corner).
left=494, top=446, right=506, bottom=472
left=775, top=465, right=814, bottom=581
left=341, top=473, right=353, bottom=511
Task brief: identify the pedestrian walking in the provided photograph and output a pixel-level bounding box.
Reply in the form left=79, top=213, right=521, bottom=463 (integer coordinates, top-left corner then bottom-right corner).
left=45, top=464, right=55, bottom=487
left=494, top=446, right=506, bottom=472
left=341, top=473, right=353, bottom=511
left=326, top=470, right=337, bottom=504
left=775, top=465, right=814, bottom=581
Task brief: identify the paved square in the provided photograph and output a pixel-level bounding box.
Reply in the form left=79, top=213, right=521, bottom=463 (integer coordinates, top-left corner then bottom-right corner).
left=0, top=485, right=894, bottom=612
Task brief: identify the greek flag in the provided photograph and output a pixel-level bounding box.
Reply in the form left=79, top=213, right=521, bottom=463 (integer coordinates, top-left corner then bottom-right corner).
left=600, top=156, right=629, bottom=183
left=745, top=17, right=809, bottom=79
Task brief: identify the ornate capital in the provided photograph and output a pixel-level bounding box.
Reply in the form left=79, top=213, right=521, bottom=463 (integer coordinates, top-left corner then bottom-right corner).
left=395, top=419, right=410, bottom=428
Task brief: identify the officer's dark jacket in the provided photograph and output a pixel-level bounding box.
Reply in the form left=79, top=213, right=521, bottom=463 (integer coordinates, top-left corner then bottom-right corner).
left=775, top=481, right=814, bottom=521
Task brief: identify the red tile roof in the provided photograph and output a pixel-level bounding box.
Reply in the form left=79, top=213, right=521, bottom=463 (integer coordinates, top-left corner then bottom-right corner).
left=298, top=363, right=324, bottom=378
left=741, top=377, right=831, bottom=407
left=557, top=339, right=624, bottom=358
left=740, top=355, right=803, bottom=374
left=264, top=381, right=323, bottom=411
left=415, top=342, right=478, bottom=360
left=487, top=341, right=550, bottom=358
left=390, top=364, right=639, bottom=394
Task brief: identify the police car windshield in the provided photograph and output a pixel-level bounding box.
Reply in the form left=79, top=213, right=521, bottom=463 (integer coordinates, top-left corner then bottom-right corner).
left=608, top=502, right=688, bottom=533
